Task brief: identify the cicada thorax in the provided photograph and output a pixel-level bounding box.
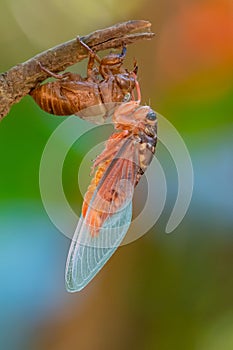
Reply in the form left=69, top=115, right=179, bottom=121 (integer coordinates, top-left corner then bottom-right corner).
left=112, top=100, right=158, bottom=185
left=134, top=134, right=157, bottom=186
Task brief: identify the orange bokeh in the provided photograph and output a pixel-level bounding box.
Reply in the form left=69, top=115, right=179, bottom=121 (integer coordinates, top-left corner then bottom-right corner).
left=156, top=0, right=233, bottom=83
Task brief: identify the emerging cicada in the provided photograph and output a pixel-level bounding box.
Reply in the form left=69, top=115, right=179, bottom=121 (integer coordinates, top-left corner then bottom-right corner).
left=30, top=39, right=138, bottom=122
left=65, top=82, right=157, bottom=292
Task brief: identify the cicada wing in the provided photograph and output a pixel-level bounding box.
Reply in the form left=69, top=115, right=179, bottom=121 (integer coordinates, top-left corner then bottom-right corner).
left=65, top=139, right=140, bottom=292
left=75, top=102, right=118, bottom=124
left=65, top=200, right=132, bottom=292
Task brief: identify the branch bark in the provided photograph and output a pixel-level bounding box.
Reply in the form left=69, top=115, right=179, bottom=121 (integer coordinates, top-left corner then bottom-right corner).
left=0, top=20, right=154, bottom=120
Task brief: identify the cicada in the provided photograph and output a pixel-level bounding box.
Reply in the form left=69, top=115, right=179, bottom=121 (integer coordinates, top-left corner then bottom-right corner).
left=30, top=38, right=138, bottom=122
left=65, top=82, right=157, bottom=292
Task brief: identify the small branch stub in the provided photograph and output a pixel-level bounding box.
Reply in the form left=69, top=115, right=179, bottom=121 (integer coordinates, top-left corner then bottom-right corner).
left=0, top=20, right=154, bottom=119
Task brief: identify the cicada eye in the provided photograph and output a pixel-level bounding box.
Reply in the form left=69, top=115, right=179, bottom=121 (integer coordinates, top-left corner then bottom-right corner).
left=122, top=93, right=131, bottom=102
left=146, top=110, right=157, bottom=121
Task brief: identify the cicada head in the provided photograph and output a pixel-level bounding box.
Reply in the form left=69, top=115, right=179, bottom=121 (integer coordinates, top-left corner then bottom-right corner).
left=114, top=101, right=156, bottom=127
left=137, top=107, right=157, bottom=141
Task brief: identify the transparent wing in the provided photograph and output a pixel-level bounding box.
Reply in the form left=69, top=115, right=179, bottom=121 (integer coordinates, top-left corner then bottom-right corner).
left=65, top=138, right=140, bottom=292
left=75, top=102, right=119, bottom=124
left=65, top=201, right=133, bottom=292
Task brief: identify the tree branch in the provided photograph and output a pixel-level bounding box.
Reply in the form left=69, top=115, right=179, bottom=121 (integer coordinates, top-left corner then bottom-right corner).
left=0, top=20, right=154, bottom=120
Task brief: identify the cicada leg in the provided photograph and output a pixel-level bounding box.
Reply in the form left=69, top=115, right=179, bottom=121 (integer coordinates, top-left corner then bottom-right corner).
left=37, top=62, right=82, bottom=82
left=77, top=36, right=101, bottom=63
left=134, top=74, right=141, bottom=103
left=37, top=62, right=66, bottom=79
left=77, top=36, right=101, bottom=80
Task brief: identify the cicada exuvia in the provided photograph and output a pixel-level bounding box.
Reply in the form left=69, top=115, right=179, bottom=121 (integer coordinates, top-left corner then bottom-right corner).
left=30, top=38, right=138, bottom=122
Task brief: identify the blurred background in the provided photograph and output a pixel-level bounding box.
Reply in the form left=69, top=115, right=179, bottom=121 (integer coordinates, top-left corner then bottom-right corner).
left=0, top=0, right=233, bottom=349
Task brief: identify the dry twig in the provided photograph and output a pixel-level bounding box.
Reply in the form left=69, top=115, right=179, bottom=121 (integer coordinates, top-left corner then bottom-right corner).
left=0, top=20, right=154, bottom=119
